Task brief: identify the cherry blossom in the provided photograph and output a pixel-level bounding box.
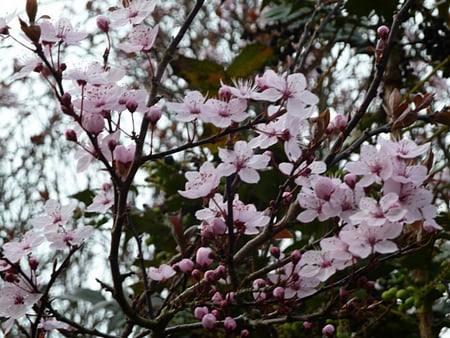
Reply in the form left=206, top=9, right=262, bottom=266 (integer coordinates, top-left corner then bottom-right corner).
left=202, top=97, right=248, bottom=128
left=109, top=0, right=157, bottom=27
left=39, top=18, right=87, bottom=46
left=118, top=24, right=159, bottom=53
left=219, top=79, right=260, bottom=100
left=178, top=162, right=220, bottom=199
left=298, top=247, right=351, bottom=282
left=86, top=183, right=114, bottom=213
left=344, top=143, right=393, bottom=187
left=31, top=199, right=76, bottom=234
left=38, top=319, right=73, bottom=332
left=0, top=283, right=41, bottom=320
left=1, top=230, right=44, bottom=263
left=255, top=70, right=319, bottom=116
left=64, top=62, right=125, bottom=87
left=196, top=247, right=214, bottom=268
left=166, top=91, right=207, bottom=122
left=379, top=137, right=430, bottom=159
left=46, top=226, right=93, bottom=250
left=148, top=264, right=176, bottom=281
left=350, top=193, right=407, bottom=227
left=340, top=221, right=403, bottom=259
left=217, top=140, right=270, bottom=184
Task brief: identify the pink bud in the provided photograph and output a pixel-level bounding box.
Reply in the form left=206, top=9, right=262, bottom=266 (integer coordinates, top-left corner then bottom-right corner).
left=108, top=139, right=117, bottom=152
left=290, top=250, right=301, bottom=264
left=196, top=247, right=214, bottom=268
left=204, top=270, right=218, bottom=283
left=202, top=313, right=216, bottom=330
left=125, top=98, right=139, bottom=113
left=194, top=306, right=209, bottom=319
left=61, top=92, right=72, bottom=106
left=28, top=257, right=39, bottom=270
left=344, top=173, right=357, bottom=189
left=145, top=105, right=162, bottom=124
left=83, top=113, right=105, bottom=134
left=215, top=265, right=226, bottom=279
left=252, top=278, right=266, bottom=289
left=65, top=129, right=77, bottom=142
left=270, top=246, right=280, bottom=259
left=178, top=258, right=194, bottom=274
left=303, top=321, right=313, bottom=330
left=240, top=329, right=250, bottom=337
left=225, top=292, right=235, bottom=303
left=377, top=25, right=390, bottom=39
left=281, top=192, right=292, bottom=205
left=113, top=144, right=135, bottom=165
left=224, top=316, right=237, bottom=332
left=333, top=114, right=347, bottom=131
left=191, top=269, right=201, bottom=281
left=96, top=15, right=110, bottom=33
left=218, top=86, right=232, bottom=101
left=314, top=177, right=335, bottom=201
left=211, top=291, right=223, bottom=304
left=273, top=286, right=285, bottom=299
left=322, top=324, right=335, bottom=337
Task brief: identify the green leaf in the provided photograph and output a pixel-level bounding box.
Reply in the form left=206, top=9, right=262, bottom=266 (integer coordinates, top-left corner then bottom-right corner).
left=70, top=188, right=95, bottom=206
left=65, top=287, right=105, bottom=304
left=345, top=0, right=397, bottom=21
left=170, top=55, right=228, bottom=94
left=227, top=43, right=274, bottom=79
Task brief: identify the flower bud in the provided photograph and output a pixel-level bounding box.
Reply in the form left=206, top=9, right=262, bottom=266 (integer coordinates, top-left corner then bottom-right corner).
left=28, top=257, right=39, bottom=270
left=211, top=291, right=223, bottom=304
left=178, top=258, right=194, bottom=274
left=273, top=286, right=285, bottom=299
left=145, top=105, right=162, bottom=124
left=191, top=269, right=201, bottom=281
left=303, top=321, right=313, bottom=331
left=270, top=246, right=280, bottom=259
left=218, top=86, right=232, bottom=101
left=377, top=25, right=390, bottom=39
left=125, top=98, right=139, bottom=113
left=224, top=316, right=237, bottom=332
left=204, top=270, right=218, bottom=284
left=344, top=173, right=357, bottom=189
left=196, top=247, right=213, bottom=268
left=65, top=129, right=77, bottom=142
left=194, top=306, right=209, bottom=319
left=333, top=113, right=347, bottom=131
left=202, top=313, right=216, bottom=330
left=290, top=250, right=301, bottom=264
left=83, top=113, right=105, bottom=134
left=322, top=324, right=335, bottom=337
left=96, top=15, right=110, bottom=33
left=61, top=92, right=72, bottom=106
left=240, top=329, right=250, bottom=337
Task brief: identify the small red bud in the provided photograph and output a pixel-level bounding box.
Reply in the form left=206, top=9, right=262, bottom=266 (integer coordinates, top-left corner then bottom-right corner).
left=377, top=25, right=390, bottom=39
left=96, top=15, right=110, bottom=33
left=65, top=129, right=77, bottom=142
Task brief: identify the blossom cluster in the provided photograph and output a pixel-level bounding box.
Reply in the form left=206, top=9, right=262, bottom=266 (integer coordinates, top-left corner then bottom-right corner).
left=0, top=200, right=91, bottom=334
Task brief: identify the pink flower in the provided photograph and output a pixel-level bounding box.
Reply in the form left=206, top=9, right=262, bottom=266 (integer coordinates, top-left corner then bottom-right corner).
left=340, top=221, right=403, bottom=259
left=31, top=199, right=76, bottom=234
left=64, top=62, right=125, bottom=86
left=109, top=0, right=157, bottom=27
left=2, top=231, right=44, bottom=263
left=298, top=249, right=350, bottom=282
left=38, top=319, right=72, bottom=332
left=379, top=137, right=430, bottom=159
left=118, top=24, right=159, bottom=53
left=166, top=91, right=207, bottom=122
left=256, top=70, right=318, bottom=116
left=148, top=264, right=176, bottom=281
left=46, top=226, right=93, bottom=250
left=322, top=324, right=336, bottom=337
left=202, top=98, right=248, bottom=128
left=196, top=247, right=214, bottom=268
left=178, top=162, right=220, bottom=199
left=217, top=141, right=270, bottom=184
left=0, top=283, right=41, bottom=320
left=350, top=193, right=407, bottom=227
left=86, top=183, right=114, bottom=213
left=345, top=143, right=393, bottom=186
left=39, top=18, right=87, bottom=46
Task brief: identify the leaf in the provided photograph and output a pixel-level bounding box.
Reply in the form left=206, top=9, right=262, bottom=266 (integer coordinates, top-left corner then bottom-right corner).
left=65, top=287, right=105, bottom=304
left=170, top=55, right=227, bottom=94
left=70, top=189, right=95, bottom=206
left=19, top=18, right=41, bottom=43
left=227, top=43, right=274, bottom=79
left=26, top=0, right=38, bottom=23
left=345, top=0, right=397, bottom=20
left=432, top=107, right=450, bottom=126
